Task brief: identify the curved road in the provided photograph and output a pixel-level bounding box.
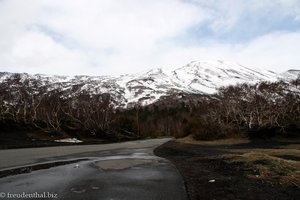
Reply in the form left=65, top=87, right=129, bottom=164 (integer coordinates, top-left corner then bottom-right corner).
left=0, top=138, right=188, bottom=200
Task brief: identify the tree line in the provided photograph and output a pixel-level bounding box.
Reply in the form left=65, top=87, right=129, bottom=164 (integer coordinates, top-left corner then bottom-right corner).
left=118, top=77, right=300, bottom=139
left=0, top=73, right=299, bottom=140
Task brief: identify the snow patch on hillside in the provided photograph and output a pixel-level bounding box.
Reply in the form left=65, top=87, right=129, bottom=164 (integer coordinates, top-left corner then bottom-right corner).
left=0, top=60, right=295, bottom=107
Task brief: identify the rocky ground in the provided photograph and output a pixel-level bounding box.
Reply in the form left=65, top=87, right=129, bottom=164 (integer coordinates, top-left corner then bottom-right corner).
left=154, top=136, right=300, bottom=200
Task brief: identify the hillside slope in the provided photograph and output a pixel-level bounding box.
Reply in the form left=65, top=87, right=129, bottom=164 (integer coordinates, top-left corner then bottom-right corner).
left=0, top=60, right=296, bottom=107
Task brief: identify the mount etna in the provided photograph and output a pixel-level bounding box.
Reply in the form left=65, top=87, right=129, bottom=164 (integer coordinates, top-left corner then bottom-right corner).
left=0, top=60, right=299, bottom=146
left=1, top=60, right=299, bottom=107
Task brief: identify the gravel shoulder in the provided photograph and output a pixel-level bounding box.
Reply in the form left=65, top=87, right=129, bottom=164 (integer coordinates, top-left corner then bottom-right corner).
left=154, top=137, right=300, bottom=200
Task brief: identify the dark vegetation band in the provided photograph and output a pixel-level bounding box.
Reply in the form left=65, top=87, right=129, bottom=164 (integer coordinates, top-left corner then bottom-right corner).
left=1, top=74, right=299, bottom=140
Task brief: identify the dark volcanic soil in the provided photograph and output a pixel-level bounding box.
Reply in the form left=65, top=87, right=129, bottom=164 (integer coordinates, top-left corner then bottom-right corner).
left=154, top=140, right=300, bottom=200
left=0, top=130, right=109, bottom=149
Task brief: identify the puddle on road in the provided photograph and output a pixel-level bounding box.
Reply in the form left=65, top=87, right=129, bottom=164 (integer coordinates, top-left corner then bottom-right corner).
left=70, top=187, right=87, bottom=194
left=0, top=149, right=160, bottom=178
left=94, top=159, right=158, bottom=170
left=0, top=159, right=88, bottom=178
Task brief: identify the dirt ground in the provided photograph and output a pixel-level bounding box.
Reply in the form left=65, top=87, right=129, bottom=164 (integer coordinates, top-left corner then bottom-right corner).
left=0, top=130, right=109, bottom=149
left=154, top=136, right=300, bottom=200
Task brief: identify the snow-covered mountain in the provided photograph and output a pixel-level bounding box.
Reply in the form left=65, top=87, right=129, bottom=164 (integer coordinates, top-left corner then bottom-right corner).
left=280, top=69, right=300, bottom=81
left=171, top=60, right=278, bottom=93
left=0, top=60, right=297, bottom=107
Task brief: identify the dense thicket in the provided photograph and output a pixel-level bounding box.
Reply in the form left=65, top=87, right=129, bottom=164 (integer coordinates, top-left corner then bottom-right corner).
left=0, top=74, right=299, bottom=140
left=133, top=78, right=300, bottom=139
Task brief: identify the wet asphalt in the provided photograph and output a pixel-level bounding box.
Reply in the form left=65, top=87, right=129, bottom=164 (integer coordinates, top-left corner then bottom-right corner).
left=0, top=138, right=188, bottom=200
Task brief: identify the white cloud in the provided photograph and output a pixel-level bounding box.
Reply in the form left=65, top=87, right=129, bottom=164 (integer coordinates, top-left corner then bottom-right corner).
left=0, top=0, right=207, bottom=75
left=150, top=31, right=300, bottom=73
left=0, top=0, right=299, bottom=76
left=9, top=31, right=89, bottom=75
left=0, top=0, right=39, bottom=53
left=236, top=32, right=300, bottom=70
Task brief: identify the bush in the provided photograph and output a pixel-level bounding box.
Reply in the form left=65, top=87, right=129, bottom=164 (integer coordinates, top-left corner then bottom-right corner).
left=182, top=117, right=218, bottom=140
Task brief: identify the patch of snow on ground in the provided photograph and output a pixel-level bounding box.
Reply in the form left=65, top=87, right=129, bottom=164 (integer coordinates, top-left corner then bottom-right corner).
left=55, top=138, right=83, bottom=143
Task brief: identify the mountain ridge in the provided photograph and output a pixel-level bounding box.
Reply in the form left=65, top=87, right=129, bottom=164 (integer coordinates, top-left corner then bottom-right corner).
left=0, top=60, right=298, bottom=107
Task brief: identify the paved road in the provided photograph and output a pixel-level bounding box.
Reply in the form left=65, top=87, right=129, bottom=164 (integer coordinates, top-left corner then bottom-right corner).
left=0, top=138, right=188, bottom=200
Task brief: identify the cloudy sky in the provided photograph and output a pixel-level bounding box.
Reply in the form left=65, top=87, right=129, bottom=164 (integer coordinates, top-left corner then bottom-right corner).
left=0, top=0, right=300, bottom=76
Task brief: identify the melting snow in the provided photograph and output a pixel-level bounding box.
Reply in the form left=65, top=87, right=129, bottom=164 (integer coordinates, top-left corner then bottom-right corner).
left=55, top=138, right=83, bottom=143
left=0, top=60, right=294, bottom=107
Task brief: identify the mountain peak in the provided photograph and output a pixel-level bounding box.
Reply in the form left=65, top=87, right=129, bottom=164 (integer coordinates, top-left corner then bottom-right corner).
left=145, top=68, right=164, bottom=75
left=185, top=59, right=242, bottom=69
left=170, top=60, right=279, bottom=94
left=280, top=69, right=300, bottom=80
left=0, top=60, right=296, bottom=107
